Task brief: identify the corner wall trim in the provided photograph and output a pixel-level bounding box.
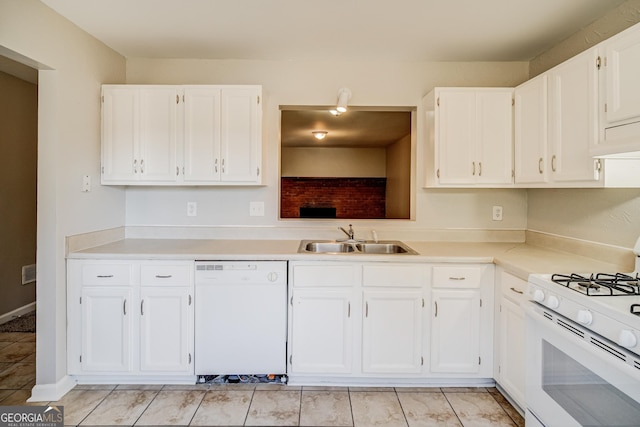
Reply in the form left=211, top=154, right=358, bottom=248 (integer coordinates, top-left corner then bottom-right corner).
left=27, top=376, right=76, bottom=403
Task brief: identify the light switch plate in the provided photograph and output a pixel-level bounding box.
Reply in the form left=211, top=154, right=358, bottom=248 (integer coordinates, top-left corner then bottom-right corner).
left=82, top=175, right=91, bottom=192
left=250, top=201, right=265, bottom=216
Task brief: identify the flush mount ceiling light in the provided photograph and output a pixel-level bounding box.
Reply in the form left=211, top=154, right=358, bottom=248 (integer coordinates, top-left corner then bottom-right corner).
left=312, top=130, right=328, bottom=140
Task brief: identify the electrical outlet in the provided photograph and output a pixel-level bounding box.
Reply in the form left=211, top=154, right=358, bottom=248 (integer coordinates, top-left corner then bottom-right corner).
left=492, top=205, right=503, bottom=221
left=82, top=175, right=91, bottom=192
left=250, top=201, right=265, bottom=216
left=187, top=202, right=197, bottom=217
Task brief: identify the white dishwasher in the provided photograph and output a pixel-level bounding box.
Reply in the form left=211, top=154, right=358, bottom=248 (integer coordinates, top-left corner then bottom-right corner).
left=194, top=261, right=287, bottom=375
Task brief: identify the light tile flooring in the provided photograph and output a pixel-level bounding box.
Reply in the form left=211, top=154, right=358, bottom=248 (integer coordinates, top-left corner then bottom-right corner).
left=0, top=332, right=524, bottom=427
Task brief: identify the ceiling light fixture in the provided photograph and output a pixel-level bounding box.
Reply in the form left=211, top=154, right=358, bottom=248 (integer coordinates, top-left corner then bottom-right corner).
left=336, top=87, right=352, bottom=113
left=312, top=131, right=328, bottom=140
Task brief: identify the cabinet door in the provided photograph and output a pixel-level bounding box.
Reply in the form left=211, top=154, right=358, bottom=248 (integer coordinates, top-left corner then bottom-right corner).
left=183, top=87, right=221, bottom=182
left=436, top=90, right=476, bottom=184
left=138, top=87, right=179, bottom=182
left=498, top=296, right=526, bottom=408
left=220, top=87, right=261, bottom=182
left=140, top=287, right=193, bottom=373
left=476, top=91, right=513, bottom=184
left=102, top=86, right=138, bottom=182
left=81, top=287, right=133, bottom=372
left=430, top=289, right=480, bottom=373
left=362, top=290, right=423, bottom=374
left=604, top=27, right=640, bottom=124
left=290, top=289, right=353, bottom=374
left=514, top=75, right=548, bottom=184
left=548, top=49, right=599, bottom=183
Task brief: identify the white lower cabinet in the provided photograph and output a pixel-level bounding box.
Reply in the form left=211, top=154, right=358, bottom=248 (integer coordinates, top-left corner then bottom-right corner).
left=430, top=289, right=481, bottom=373
left=288, top=261, right=493, bottom=384
left=494, top=269, right=527, bottom=410
left=362, top=289, right=423, bottom=374
left=68, top=259, right=195, bottom=381
left=290, top=288, right=354, bottom=374
left=80, top=286, right=133, bottom=372
left=429, top=265, right=494, bottom=377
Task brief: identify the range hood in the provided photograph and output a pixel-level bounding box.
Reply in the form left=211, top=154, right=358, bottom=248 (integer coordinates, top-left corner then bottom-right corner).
left=591, top=120, right=640, bottom=158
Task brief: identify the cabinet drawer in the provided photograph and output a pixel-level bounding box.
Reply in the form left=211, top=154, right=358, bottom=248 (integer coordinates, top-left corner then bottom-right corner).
left=432, top=265, right=483, bottom=289
left=292, top=263, right=359, bottom=287
left=141, top=263, right=192, bottom=286
left=362, top=264, right=425, bottom=287
left=500, top=271, right=527, bottom=303
left=82, top=263, right=133, bottom=286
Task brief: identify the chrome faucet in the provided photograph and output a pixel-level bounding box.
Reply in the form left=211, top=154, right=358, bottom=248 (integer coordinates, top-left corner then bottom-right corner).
left=339, top=224, right=355, bottom=240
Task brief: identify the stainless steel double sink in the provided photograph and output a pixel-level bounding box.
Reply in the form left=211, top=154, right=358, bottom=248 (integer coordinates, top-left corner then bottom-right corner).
left=298, top=240, right=417, bottom=255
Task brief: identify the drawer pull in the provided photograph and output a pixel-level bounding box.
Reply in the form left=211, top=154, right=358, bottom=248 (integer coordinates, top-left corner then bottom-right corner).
left=141, top=300, right=144, bottom=315
left=435, top=301, right=438, bottom=317
left=449, top=277, right=466, bottom=281
left=155, top=275, right=173, bottom=279
left=510, top=287, right=524, bottom=294
left=97, top=275, right=114, bottom=278
left=123, top=299, right=127, bottom=315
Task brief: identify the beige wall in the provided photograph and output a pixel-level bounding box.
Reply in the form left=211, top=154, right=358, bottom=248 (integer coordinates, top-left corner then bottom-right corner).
left=386, top=134, right=411, bottom=219
left=281, top=147, right=386, bottom=177
left=526, top=0, right=640, bottom=249
left=0, top=70, right=37, bottom=315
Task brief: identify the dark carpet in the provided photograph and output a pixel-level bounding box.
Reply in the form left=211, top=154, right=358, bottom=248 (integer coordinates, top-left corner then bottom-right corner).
left=0, top=311, right=36, bottom=333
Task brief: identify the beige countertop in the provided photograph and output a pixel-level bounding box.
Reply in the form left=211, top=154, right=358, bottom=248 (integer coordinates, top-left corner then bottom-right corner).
left=68, top=238, right=630, bottom=281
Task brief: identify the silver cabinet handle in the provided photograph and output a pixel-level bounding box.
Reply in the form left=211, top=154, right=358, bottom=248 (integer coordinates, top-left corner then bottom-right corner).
left=189, top=353, right=192, bottom=364
left=365, top=301, right=369, bottom=317
left=435, top=301, right=438, bottom=317
left=140, top=159, right=145, bottom=174
left=347, top=302, right=351, bottom=318
left=123, top=299, right=127, bottom=315
left=155, top=275, right=173, bottom=279
left=478, top=162, right=482, bottom=177
left=551, top=155, right=557, bottom=172
left=189, top=294, right=192, bottom=306
left=472, top=161, right=476, bottom=176
left=141, top=299, right=144, bottom=315
left=96, top=275, right=113, bottom=278
left=449, top=276, right=466, bottom=281
left=510, top=287, right=524, bottom=295
left=133, top=159, right=138, bottom=174
left=538, top=157, right=543, bottom=174
left=214, top=158, right=218, bottom=173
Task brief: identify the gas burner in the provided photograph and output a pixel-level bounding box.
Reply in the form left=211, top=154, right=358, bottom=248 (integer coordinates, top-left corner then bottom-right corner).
left=551, top=272, right=640, bottom=296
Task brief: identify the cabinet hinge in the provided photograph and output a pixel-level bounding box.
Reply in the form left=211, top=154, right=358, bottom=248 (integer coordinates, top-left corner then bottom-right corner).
left=101, top=166, right=104, bottom=174
left=436, top=97, right=440, bottom=107
left=596, top=56, right=601, bottom=70
left=290, top=296, right=293, bottom=305
left=436, top=169, right=440, bottom=179
left=101, top=95, right=104, bottom=103
left=604, top=103, right=608, bottom=113
left=183, top=95, right=185, bottom=103
left=257, top=96, right=260, bottom=104
left=498, top=365, right=501, bottom=374
left=511, top=98, right=515, bottom=106
left=511, top=169, right=515, bottom=178
left=176, top=94, right=179, bottom=104
left=257, top=167, right=260, bottom=176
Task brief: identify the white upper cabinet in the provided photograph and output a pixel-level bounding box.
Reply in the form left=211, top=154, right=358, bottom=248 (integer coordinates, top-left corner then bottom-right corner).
left=424, top=88, right=513, bottom=187
left=547, top=48, right=601, bottom=184
left=102, top=86, right=179, bottom=184
left=594, top=23, right=640, bottom=157
left=514, top=74, right=548, bottom=184
left=102, top=84, right=262, bottom=186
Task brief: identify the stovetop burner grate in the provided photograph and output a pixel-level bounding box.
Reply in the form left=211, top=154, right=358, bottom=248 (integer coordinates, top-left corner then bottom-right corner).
left=551, top=273, right=640, bottom=296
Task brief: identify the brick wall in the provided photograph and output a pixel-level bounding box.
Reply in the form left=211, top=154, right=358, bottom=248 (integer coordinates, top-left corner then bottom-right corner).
left=281, top=177, right=387, bottom=219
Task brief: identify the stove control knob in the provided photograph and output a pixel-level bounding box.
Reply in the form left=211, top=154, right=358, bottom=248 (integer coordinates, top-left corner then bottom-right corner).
left=618, top=330, right=638, bottom=349
left=576, top=310, right=593, bottom=325
left=546, top=295, right=560, bottom=309
left=532, top=289, right=545, bottom=303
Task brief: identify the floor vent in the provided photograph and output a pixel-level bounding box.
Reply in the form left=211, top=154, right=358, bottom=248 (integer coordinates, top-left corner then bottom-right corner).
left=21, top=264, right=36, bottom=285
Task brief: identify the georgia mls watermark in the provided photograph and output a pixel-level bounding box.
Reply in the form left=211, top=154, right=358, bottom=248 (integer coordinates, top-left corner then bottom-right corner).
left=0, top=406, right=63, bottom=427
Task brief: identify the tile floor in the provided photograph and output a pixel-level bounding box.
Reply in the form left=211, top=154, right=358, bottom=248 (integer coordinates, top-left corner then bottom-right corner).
left=0, top=331, right=524, bottom=427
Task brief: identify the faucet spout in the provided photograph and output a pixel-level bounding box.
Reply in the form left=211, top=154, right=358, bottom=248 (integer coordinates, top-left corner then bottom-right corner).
left=339, top=224, right=355, bottom=240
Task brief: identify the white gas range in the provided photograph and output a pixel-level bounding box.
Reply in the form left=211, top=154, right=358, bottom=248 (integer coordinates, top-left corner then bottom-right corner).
left=524, top=237, right=640, bottom=427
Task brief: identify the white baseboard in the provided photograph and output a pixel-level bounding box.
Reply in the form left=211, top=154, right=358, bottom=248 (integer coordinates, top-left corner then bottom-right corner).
left=0, top=302, right=36, bottom=325
left=27, top=376, right=77, bottom=402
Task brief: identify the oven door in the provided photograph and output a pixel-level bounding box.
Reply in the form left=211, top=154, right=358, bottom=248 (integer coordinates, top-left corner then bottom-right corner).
left=525, top=303, right=640, bottom=427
